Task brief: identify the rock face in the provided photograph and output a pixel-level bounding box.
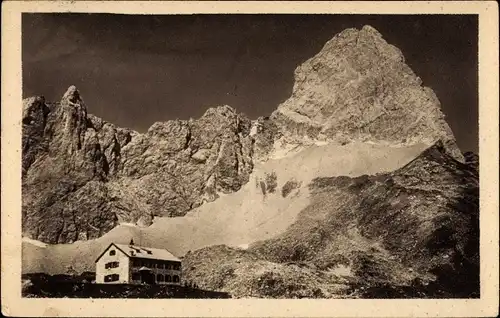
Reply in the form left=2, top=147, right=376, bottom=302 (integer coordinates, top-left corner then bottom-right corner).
left=115, top=105, right=254, bottom=217
left=183, top=142, right=479, bottom=298
left=22, top=87, right=254, bottom=243
left=22, top=25, right=467, bottom=244
left=22, top=88, right=120, bottom=243
left=271, top=25, right=463, bottom=161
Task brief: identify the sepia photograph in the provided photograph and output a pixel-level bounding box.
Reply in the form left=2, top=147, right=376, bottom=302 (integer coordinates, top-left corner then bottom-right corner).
left=2, top=1, right=498, bottom=317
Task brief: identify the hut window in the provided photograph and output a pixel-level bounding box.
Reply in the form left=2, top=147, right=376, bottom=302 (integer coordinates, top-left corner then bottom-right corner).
left=173, top=275, right=180, bottom=283
left=104, top=274, right=119, bottom=282
left=157, top=274, right=164, bottom=282
left=109, top=250, right=116, bottom=256
left=105, top=261, right=119, bottom=269
left=166, top=275, right=172, bottom=282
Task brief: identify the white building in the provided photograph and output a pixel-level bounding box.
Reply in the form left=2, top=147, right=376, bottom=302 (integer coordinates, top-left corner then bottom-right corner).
left=95, top=242, right=182, bottom=285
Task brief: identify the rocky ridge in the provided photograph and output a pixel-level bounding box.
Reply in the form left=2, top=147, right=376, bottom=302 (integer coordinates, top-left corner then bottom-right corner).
left=22, top=87, right=256, bottom=243
left=22, top=25, right=465, bottom=244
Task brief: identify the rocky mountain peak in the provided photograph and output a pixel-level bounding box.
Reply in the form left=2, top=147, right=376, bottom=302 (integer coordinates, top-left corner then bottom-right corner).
left=22, top=25, right=479, bottom=299
left=22, top=85, right=258, bottom=243
left=53, top=86, right=90, bottom=153
left=22, top=26, right=469, bottom=245
left=271, top=25, right=464, bottom=162
left=202, top=104, right=238, bottom=118
left=22, top=96, right=50, bottom=174
left=61, top=85, right=83, bottom=105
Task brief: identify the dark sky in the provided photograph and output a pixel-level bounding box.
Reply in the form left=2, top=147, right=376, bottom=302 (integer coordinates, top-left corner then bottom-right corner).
left=22, top=14, right=478, bottom=152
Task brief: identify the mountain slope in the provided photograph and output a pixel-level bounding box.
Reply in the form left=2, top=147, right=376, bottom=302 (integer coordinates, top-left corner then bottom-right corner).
left=182, top=142, right=479, bottom=298
left=22, top=141, right=428, bottom=274
left=21, top=25, right=479, bottom=299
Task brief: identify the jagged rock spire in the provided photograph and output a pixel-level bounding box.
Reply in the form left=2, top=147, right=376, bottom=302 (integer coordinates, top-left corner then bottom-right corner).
left=62, top=85, right=83, bottom=104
